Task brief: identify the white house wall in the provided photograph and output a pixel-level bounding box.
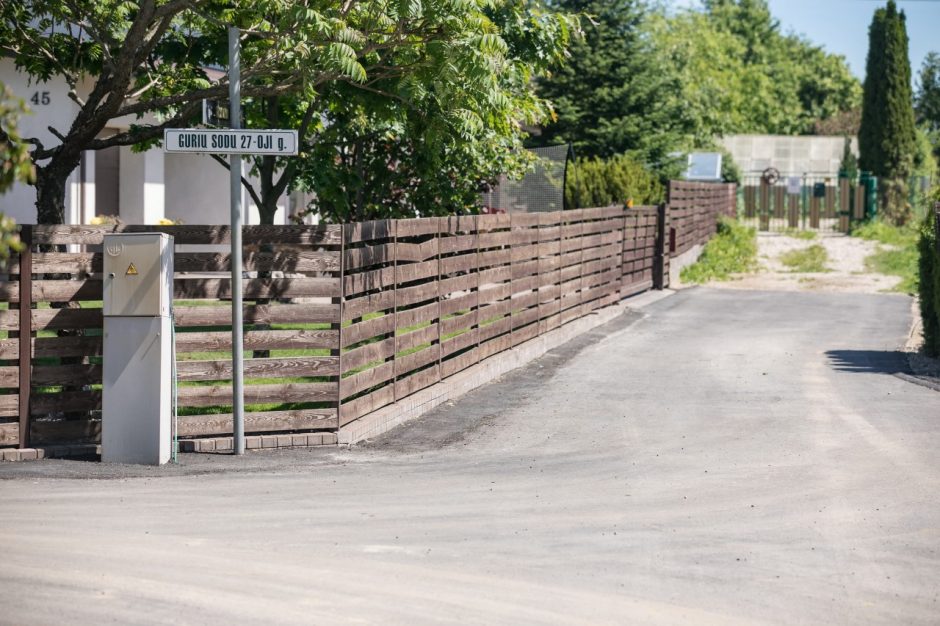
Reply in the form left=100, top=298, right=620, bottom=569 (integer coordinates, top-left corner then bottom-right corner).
left=1, top=58, right=295, bottom=226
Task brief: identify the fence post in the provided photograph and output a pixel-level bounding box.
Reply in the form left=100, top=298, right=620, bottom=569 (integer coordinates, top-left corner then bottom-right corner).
left=391, top=219, right=399, bottom=402
left=17, top=224, right=32, bottom=449
left=653, top=203, right=668, bottom=290
left=436, top=218, right=443, bottom=375
left=336, top=223, right=346, bottom=430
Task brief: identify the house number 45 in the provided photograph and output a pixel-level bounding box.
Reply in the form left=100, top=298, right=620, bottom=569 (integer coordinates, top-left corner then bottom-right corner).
left=30, top=91, right=51, bottom=106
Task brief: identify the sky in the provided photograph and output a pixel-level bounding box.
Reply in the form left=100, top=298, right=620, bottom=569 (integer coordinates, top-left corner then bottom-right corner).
left=672, top=0, right=940, bottom=82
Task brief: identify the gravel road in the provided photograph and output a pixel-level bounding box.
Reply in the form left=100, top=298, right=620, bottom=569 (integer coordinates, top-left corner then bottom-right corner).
left=2, top=288, right=938, bottom=625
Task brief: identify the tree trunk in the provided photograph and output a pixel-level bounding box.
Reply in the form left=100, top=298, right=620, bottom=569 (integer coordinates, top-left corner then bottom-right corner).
left=34, top=157, right=80, bottom=225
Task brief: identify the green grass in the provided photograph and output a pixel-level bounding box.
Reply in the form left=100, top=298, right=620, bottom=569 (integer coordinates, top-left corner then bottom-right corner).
left=780, top=244, right=830, bottom=273
left=865, top=246, right=919, bottom=294
left=851, top=220, right=918, bottom=247
left=681, top=217, right=758, bottom=284
left=782, top=229, right=817, bottom=240
left=851, top=219, right=920, bottom=294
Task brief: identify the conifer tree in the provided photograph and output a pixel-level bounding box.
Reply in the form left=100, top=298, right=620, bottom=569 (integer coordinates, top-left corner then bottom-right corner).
left=858, top=1, right=917, bottom=224
left=532, top=0, right=691, bottom=169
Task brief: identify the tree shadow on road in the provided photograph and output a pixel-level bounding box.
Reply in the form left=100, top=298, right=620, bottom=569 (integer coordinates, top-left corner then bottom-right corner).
left=825, top=350, right=911, bottom=375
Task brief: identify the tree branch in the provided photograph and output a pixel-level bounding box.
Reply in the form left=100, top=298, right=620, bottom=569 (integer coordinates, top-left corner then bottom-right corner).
left=210, top=154, right=264, bottom=209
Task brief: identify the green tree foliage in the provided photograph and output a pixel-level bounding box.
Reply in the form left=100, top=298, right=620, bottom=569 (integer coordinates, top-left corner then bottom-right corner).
left=915, top=51, right=940, bottom=168
left=256, top=2, right=579, bottom=223
left=565, top=154, right=663, bottom=209
left=0, top=0, right=578, bottom=222
left=918, top=196, right=939, bottom=356
left=0, top=82, right=32, bottom=262
left=858, top=1, right=918, bottom=224
left=530, top=0, right=690, bottom=167
left=650, top=0, right=860, bottom=140
left=839, top=137, right=859, bottom=181
left=0, top=1, right=578, bottom=224
left=915, top=52, right=940, bottom=131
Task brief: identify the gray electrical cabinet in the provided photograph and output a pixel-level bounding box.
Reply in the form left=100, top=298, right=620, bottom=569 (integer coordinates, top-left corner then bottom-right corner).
left=102, top=233, right=174, bottom=465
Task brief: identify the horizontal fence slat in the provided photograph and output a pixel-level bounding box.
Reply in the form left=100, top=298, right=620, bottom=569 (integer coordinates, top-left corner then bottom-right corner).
left=177, top=409, right=338, bottom=437
left=175, top=330, right=338, bottom=353
left=175, top=357, right=339, bottom=382
left=177, top=382, right=336, bottom=408
left=31, top=224, right=342, bottom=246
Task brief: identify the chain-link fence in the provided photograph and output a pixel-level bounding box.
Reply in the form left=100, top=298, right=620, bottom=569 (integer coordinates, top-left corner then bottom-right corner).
left=480, top=144, right=569, bottom=213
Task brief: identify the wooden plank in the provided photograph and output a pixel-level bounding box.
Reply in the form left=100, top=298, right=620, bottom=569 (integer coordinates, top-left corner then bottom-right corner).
left=344, top=220, right=392, bottom=244
left=178, top=409, right=338, bottom=437
left=31, top=363, right=102, bottom=386
left=32, top=389, right=100, bottom=414
left=31, top=277, right=340, bottom=302
left=341, top=361, right=395, bottom=398
left=17, top=224, right=31, bottom=448
left=30, top=417, right=100, bottom=444
left=396, top=217, right=441, bottom=237
left=173, top=303, right=339, bottom=327
left=31, top=307, right=102, bottom=331
left=175, top=357, right=339, bottom=382
left=343, top=243, right=395, bottom=270
left=343, top=337, right=395, bottom=373
left=177, top=382, right=337, bottom=407
left=174, top=277, right=340, bottom=300
left=340, top=386, right=394, bottom=425
left=32, top=336, right=98, bottom=358
left=31, top=250, right=341, bottom=274
left=343, top=315, right=394, bottom=348
left=441, top=347, right=480, bottom=379
left=395, top=365, right=440, bottom=399
left=396, top=346, right=439, bottom=375
left=175, top=329, right=338, bottom=353
left=343, top=266, right=395, bottom=297
left=395, top=240, right=438, bottom=263
left=397, top=323, right=438, bottom=353
left=0, top=394, right=18, bottom=417
left=395, top=259, right=439, bottom=285
left=395, top=280, right=440, bottom=308
left=32, top=224, right=343, bottom=246
left=0, top=366, right=18, bottom=387
left=0, top=309, right=17, bottom=331
left=344, top=291, right=394, bottom=321
left=0, top=422, right=17, bottom=446
left=395, top=302, right=438, bottom=330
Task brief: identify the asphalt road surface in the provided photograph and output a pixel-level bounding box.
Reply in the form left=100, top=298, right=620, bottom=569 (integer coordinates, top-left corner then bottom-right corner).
left=2, top=288, right=939, bottom=625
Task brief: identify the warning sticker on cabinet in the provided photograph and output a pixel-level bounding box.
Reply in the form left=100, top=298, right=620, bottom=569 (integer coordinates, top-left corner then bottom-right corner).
left=126, top=263, right=138, bottom=276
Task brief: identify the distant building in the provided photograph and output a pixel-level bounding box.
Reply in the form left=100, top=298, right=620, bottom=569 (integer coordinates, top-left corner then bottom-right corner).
left=720, top=134, right=857, bottom=178
left=0, top=58, right=311, bottom=226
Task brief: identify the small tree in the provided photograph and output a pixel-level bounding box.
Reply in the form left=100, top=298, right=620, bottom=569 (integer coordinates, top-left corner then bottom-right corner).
left=858, top=1, right=918, bottom=224
left=0, top=82, right=33, bottom=261
left=839, top=137, right=859, bottom=181
left=1, top=1, right=470, bottom=224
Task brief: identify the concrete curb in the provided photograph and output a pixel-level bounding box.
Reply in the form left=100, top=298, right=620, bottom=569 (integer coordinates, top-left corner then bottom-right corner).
left=339, top=290, right=673, bottom=446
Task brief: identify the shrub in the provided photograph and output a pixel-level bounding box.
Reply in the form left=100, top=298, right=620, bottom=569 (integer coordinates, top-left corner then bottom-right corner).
left=680, top=217, right=757, bottom=284
left=566, top=154, right=664, bottom=208
left=781, top=244, right=830, bottom=273
left=919, top=206, right=939, bottom=356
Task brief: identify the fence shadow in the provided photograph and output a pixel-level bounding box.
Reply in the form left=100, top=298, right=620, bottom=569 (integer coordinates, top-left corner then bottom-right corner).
left=825, top=350, right=911, bottom=375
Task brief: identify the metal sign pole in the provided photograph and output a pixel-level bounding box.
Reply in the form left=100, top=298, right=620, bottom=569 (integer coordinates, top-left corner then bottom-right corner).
left=229, top=26, right=245, bottom=455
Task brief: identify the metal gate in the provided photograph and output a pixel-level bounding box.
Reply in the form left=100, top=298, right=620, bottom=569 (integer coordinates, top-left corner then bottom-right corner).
left=738, top=174, right=876, bottom=233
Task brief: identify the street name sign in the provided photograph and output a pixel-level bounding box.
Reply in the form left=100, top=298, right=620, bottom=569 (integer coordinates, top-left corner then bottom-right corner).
left=164, top=129, right=298, bottom=155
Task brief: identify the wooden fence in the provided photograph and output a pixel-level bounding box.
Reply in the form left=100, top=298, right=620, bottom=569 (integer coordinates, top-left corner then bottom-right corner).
left=0, top=224, right=343, bottom=449
left=1, top=182, right=734, bottom=453
left=668, top=181, right=737, bottom=256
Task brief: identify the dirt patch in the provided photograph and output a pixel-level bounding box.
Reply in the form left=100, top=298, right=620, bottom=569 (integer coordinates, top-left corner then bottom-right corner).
left=707, top=232, right=901, bottom=294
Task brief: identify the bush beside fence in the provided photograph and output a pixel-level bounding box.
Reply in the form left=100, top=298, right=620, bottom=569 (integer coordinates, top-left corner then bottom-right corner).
left=1, top=181, right=734, bottom=453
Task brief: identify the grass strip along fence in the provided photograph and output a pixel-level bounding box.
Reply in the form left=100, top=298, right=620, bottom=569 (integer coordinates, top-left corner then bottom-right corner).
left=0, top=182, right=734, bottom=453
